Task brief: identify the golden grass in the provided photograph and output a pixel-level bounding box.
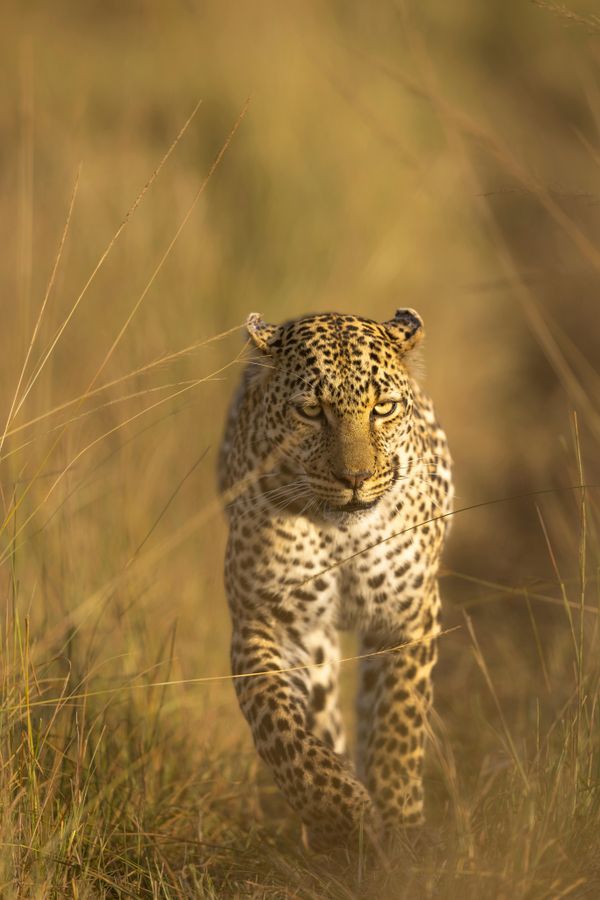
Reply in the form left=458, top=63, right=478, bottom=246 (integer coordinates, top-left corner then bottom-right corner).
left=1, top=1, right=599, bottom=896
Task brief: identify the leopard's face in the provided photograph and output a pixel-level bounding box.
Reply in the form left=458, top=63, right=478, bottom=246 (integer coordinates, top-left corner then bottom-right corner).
left=247, top=311, right=423, bottom=517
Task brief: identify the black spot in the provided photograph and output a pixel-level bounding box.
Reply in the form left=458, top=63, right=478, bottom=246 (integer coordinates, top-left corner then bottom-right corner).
left=290, top=676, right=309, bottom=696
left=272, top=738, right=286, bottom=764
left=262, top=713, right=274, bottom=734
left=368, top=573, right=385, bottom=589
left=291, top=588, right=317, bottom=603
left=272, top=605, right=294, bottom=624
left=312, top=684, right=326, bottom=713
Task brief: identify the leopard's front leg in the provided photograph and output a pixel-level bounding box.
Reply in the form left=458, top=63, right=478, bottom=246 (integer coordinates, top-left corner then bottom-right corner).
left=357, top=584, right=441, bottom=830
left=231, top=617, right=382, bottom=849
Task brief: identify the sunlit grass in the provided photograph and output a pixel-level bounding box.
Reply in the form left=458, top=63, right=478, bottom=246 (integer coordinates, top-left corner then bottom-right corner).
left=1, top=0, right=599, bottom=896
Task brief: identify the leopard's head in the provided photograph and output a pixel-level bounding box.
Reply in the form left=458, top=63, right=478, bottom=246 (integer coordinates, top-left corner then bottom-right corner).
left=246, top=310, right=424, bottom=517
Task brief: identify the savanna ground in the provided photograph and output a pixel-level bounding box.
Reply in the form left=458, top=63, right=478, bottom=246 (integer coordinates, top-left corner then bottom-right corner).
left=0, top=1, right=599, bottom=897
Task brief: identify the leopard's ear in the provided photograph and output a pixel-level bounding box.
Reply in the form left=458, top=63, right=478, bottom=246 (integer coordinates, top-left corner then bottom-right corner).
left=246, top=313, right=279, bottom=352
left=383, top=308, right=424, bottom=353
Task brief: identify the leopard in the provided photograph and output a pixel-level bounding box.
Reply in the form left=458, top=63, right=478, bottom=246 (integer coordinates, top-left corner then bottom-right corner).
left=218, top=309, right=453, bottom=852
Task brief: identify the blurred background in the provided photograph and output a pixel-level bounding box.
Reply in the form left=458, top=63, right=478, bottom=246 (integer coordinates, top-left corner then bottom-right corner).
left=0, top=1, right=599, bottom=891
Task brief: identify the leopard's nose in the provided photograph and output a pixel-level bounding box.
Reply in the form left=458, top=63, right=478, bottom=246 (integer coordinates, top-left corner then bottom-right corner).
left=335, top=469, right=373, bottom=490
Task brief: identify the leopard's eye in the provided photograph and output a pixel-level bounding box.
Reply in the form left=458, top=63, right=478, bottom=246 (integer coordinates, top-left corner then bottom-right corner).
left=296, top=403, right=323, bottom=420
left=372, top=400, right=399, bottom=418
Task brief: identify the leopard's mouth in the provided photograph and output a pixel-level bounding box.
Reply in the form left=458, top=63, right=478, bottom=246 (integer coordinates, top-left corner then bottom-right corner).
left=338, top=498, right=378, bottom=512
left=323, top=497, right=380, bottom=515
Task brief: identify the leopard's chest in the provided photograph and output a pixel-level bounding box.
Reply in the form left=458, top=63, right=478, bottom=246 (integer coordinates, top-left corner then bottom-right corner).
left=332, top=503, right=426, bottom=630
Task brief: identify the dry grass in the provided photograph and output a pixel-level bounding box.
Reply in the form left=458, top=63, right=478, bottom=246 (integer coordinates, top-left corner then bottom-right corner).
left=0, top=1, right=599, bottom=896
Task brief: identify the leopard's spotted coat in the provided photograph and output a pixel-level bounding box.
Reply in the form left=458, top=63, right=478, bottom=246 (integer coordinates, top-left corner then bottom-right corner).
left=218, top=310, right=453, bottom=850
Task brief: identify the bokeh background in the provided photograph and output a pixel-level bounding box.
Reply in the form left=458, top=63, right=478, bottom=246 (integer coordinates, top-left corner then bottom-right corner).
left=1, top=1, right=599, bottom=896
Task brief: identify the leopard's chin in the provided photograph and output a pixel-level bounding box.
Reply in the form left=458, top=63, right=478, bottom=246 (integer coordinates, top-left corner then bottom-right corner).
left=318, top=497, right=381, bottom=522
left=336, top=499, right=379, bottom=512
